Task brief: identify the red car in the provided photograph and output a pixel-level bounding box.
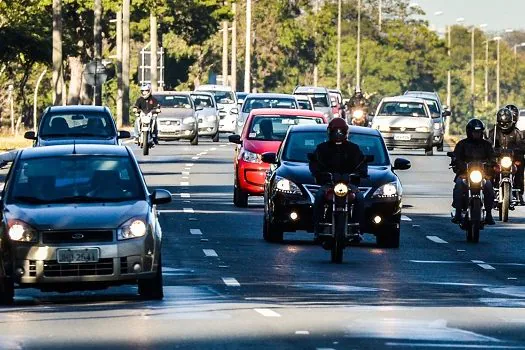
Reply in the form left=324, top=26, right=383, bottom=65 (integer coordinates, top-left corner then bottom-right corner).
left=228, top=109, right=327, bottom=207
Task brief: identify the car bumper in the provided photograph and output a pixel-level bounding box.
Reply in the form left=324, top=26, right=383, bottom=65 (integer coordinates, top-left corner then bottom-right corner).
left=382, top=132, right=433, bottom=149
left=11, top=237, right=159, bottom=287
left=158, top=123, right=197, bottom=140
left=198, top=119, right=219, bottom=136
left=219, top=117, right=236, bottom=133
left=238, top=161, right=269, bottom=195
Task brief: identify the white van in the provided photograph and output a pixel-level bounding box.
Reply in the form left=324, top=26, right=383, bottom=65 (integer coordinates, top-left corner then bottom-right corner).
left=194, top=85, right=238, bottom=133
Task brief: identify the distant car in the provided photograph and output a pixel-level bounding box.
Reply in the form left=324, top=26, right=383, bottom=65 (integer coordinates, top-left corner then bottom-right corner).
left=517, top=110, right=525, bottom=132
left=295, top=95, right=314, bottom=110
left=404, top=91, right=450, bottom=151
left=24, top=106, right=130, bottom=146
left=235, top=93, right=299, bottom=134
left=372, top=96, right=435, bottom=155
left=195, top=85, right=238, bottom=133
left=236, top=92, right=248, bottom=104
left=190, top=92, right=220, bottom=142
left=0, top=144, right=172, bottom=303
left=329, top=89, right=345, bottom=119
left=228, top=109, right=327, bottom=207
left=261, top=124, right=411, bottom=247
left=154, top=91, right=200, bottom=145
left=293, top=86, right=334, bottom=120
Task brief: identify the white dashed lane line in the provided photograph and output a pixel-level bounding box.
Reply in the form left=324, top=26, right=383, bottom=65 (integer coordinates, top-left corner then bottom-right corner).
left=183, top=208, right=194, bottom=214
left=295, top=331, right=310, bottom=335
left=181, top=193, right=191, bottom=198
left=180, top=182, right=189, bottom=186
left=426, top=236, right=448, bottom=244
left=222, top=277, right=241, bottom=287
left=210, top=147, right=217, bottom=151
left=182, top=171, right=190, bottom=175
left=192, top=156, right=199, bottom=160
left=203, top=249, right=218, bottom=257
left=254, top=309, right=281, bottom=317
left=401, top=215, right=412, bottom=221
left=185, top=163, right=194, bottom=167
left=190, top=229, right=202, bottom=235
left=472, top=260, right=496, bottom=270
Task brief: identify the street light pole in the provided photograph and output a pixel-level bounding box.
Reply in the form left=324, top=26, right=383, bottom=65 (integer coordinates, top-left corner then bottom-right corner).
left=231, top=2, right=237, bottom=90
left=336, top=0, right=341, bottom=90
left=356, top=0, right=361, bottom=91
left=484, top=40, right=489, bottom=107
left=470, top=26, right=475, bottom=117
left=446, top=25, right=451, bottom=136
left=244, top=0, right=251, bottom=92
left=222, top=20, right=229, bottom=86
left=495, top=37, right=501, bottom=108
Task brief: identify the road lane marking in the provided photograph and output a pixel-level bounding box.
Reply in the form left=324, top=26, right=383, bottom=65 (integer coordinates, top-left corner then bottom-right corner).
left=182, top=171, right=190, bottom=175
left=185, top=163, right=194, bottom=167
left=457, top=249, right=466, bottom=252
left=254, top=309, right=281, bottom=317
left=401, top=215, right=412, bottom=221
left=183, top=208, right=194, bottom=214
left=190, top=229, right=202, bottom=235
left=192, top=156, right=200, bottom=160
left=295, top=331, right=309, bottom=335
left=426, top=236, right=448, bottom=244
left=222, top=277, right=240, bottom=287
left=508, top=277, right=518, bottom=280
left=181, top=193, right=191, bottom=198
left=180, top=182, right=189, bottom=186
left=220, top=144, right=227, bottom=147
left=478, top=264, right=496, bottom=270
left=203, top=249, right=218, bottom=257
left=471, top=260, right=485, bottom=264
left=385, top=343, right=525, bottom=349
left=210, top=147, right=217, bottom=151
left=182, top=176, right=189, bottom=180
left=410, top=260, right=466, bottom=264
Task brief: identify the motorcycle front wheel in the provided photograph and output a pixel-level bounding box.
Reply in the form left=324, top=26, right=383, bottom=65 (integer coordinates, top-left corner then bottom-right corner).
left=331, top=212, right=346, bottom=264
left=143, top=130, right=150, bottom=156
left=501, top=182, right=510, bottom=222
left=467, top=199, right=481, bottom=243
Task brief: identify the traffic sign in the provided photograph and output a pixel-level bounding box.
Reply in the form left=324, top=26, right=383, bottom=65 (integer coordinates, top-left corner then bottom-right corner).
left=84, top=60, right=109, bottom=87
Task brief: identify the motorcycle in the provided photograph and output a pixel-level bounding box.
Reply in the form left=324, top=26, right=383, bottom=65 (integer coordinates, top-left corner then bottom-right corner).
left=348, top=108, right=368, bottom=127
left=135, top=108, right=160, bottom=156
left=494, top=149, right=519, bottom=222
left=448, top=152, right=486, bottom=243
left=317, top=173, right=361, bottom=264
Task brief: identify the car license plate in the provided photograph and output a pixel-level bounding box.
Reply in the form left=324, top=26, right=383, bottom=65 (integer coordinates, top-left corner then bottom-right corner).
left=160, top=125, right=180, bottom=132
left=394, top=134, right=411, bottom=141
left=57, top=248, right=99, bottom=264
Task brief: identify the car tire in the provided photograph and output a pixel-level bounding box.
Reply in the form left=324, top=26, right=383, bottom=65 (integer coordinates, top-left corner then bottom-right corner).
left=190, top=132, right=199, bottom=146
left=0, top=276, right=14, bottom=305
left=263, top=214, right=283, bottom=243
left=437, top=141, right=444, bottom=152
left=387, top=147, right=394, bottom=151
left=212, top=131, right=220, bottom=142
left=376, top=226, right=400, bottom=248
left=424, top=147, right=433, bottom=156
left=138, top=255, right=164, bottom=300
left=233, top=182, right=248, bottom=208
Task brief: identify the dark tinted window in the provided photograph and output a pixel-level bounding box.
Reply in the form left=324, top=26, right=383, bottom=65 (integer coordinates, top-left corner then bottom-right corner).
left=155, top=95, right=192, bottom=109
left=242, top=97, right=298, bottom=113
left=40, top=111, right=116, bottom=138
left=248, top=115, right=324, bottom=141
left=295, top=93, right=329, bottom=108
left=191, top=94, right=215, bottom=108
left=378, top=102, right=428, bottom=117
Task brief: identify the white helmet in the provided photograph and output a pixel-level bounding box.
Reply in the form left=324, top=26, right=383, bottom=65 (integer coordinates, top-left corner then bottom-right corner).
left=140, top=83, right=151, bottom=98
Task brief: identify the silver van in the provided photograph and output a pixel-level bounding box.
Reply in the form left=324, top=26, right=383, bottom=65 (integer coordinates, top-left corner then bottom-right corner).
left=372, top=96, right=435, bottom=156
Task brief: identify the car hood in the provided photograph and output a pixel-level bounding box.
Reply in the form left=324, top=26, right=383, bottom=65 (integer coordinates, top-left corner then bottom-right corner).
left=159, top=108, right=195, bottom=119
left=4, top=201, right=149, bottom=230
left=372, top=115, right=432, bottom=128
left=242, top=139, right=282, bottom=155
left=195, top=108, right=217, bottom=117
left=276, top=161, right=397, bottom=192
left=218, top=103, right=236, bottom=113
left=38, top=138, right=117, bottom=146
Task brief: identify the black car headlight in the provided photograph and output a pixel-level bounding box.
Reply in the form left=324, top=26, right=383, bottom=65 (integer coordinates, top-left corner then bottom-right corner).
left=8, top=220, right=37, bottom=242
left=372, top=182, right=400, bottom=198
left=118, top=218, right=147, bottom=240
left=274, top=176, right=302, bottom=195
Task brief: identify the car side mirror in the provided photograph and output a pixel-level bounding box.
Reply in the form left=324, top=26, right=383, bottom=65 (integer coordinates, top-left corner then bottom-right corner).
left=238, top=99, right=244, bottom=105
left=231, top=108, right=239, bottom=115
left=228, top=134, right=242, bottom=144
left=196, top=106, right=204, bottom=111
left=393, top=158, right=411, bottom=170
left=447, top=151, right=455, bottom=158
left=117, top=130, right=131, bottom=139
left=443, top=110, right=451, bottom=117
left=151, top=189, right=172, bottom=205
left=24, top=131, right=36, bottom=140
left=261, top=152, right=278, bottom=164
left=331, top=101, right=338, bottom=107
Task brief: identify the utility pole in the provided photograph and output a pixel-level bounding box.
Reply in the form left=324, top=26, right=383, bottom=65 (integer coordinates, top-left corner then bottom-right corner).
left=336, top=0, right=341, bottom=90
left=8, top=85, right=14, bottom=135
left=116, top=10, right=123, bottom=127
left=470, top=27, right=475, bottom=117
left=52, top=0, right=64, bottom=106
left=446, top=25, right=451, bottom=136
left=244, top=0, right=251, bottom=92
left=379, top=0, right=382, bottom=31
left=231, top=2, right=237, bottom=90
left=484, top=40, right=489, bottom=107
left=151, top=14, right=158, bottom=92
left=122, top=0, right=131, bottom=125
left=93, top=0, right=103, bottom=105
left=356, top=0, right=361, bottom=90
left=313, top=0, right=319, bottom=87
left=222, top=20, right=229, bottom=86
left=496, top=37, right=501, bottom=108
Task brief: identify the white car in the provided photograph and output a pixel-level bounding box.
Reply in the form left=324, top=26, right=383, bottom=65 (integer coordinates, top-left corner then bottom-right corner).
left=194, top=85, right=238, bottom=133
left=517, top=110, right=525, bottom=132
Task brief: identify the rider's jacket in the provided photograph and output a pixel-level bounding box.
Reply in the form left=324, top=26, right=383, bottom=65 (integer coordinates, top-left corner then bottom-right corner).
left=309, top=141, right=365, bottom=185
left=134, top=95, right=159, bottom=114
left=453, top=138, right=495, bottom=176
left=487, top=127, right=525, bottom=155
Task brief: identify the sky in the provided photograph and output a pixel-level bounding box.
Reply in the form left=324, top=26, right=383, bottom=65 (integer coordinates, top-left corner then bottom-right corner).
left=415, top=0, right=525, bottom=34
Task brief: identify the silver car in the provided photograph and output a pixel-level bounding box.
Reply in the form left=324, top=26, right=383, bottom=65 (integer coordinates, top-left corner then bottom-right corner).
left=195, top=85, right=238, bottom=133
left=293, top=86, right=334, bottom=120
left=191, top=92, right=220, bottom=142
left=154, top=91, right=200, bottom=145
left=372, top=96, right=435, bottom=156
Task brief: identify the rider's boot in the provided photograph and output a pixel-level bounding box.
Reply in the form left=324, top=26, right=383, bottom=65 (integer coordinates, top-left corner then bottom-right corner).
left=519, top=192, right=525, bottom=206
left=485, top=210, right=496, bottom=225
left=451, top=208, right=462, bottom=224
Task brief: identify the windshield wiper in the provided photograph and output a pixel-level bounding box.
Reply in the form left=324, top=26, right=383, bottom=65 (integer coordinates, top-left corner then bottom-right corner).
left=46, top=196, right=122, bottom=203
left=12, top=196, right=50, bottom=204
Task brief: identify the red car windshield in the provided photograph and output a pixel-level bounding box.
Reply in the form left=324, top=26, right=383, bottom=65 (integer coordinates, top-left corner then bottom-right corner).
left=247, top=115, right=324, bottom=141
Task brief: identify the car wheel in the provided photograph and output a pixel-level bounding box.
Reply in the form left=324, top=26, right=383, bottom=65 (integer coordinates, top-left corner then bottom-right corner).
left=376, top=226, right=400, bottom=248
left=437, top=141, right=444, bottom=152
left=424, top=147, right=433, bottom=156
left=190, top=132, right=199, bottom=146
left=212, top=131, right=220, bottom=142
left=233, top=182, right=248, bottom=208
left=263, top=213, right=283, bottom=243
left=138, top=255, right=164, bottom=300
left=0, top=276, right=14, bottom=305
left=387, top=147, right=394, bottom=151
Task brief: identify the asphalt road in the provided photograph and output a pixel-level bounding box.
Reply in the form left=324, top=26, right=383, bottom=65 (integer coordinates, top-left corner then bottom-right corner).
left=2, top=137, right=525, bottom=349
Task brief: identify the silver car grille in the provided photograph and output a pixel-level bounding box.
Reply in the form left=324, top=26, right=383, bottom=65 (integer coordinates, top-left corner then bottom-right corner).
left=303, top=184, right=372, bottom=203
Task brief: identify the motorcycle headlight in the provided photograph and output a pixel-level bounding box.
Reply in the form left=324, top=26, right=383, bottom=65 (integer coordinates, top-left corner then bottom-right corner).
left=7, top=220, right=37, bottom=242
left=353, top=110, right=364, bottom=119
left=501, top=156, right=512, bottom=169
left=118, top=218, right=147, bottom=240
left=183, top=117, right=196, bottom=124
left=415, top=127, right=430, bottom=132
left=469, top=170, right=483, bottom=184
left=334, top=183, right=349, bottom=197
left=274, top=176, right=302, bottom=195
left=372, top=182, right=399, bottom=198
left=242, top=150, right=261, bottom=163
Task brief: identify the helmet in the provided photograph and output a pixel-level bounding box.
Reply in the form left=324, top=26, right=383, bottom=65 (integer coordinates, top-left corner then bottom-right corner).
left=466, top=118, right=485, bottom=140
left=504, top=104, right=519, bottom=125
left=497, top=107, right=514, bottom=131
left=140, top=83, right=151, bottom=98
left=327, top=118, right=349, bottom=143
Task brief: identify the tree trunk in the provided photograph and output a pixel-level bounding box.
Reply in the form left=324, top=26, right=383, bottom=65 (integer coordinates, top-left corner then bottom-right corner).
left=52, top=0, right=64, bottom=105
left=67, top=56, right=84, bottom=105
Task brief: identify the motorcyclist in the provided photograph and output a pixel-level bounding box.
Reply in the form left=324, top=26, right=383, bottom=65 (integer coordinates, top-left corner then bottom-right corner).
left=346, top=88, right=370, bottom=125
left=451, top=118, right=496, bottom=225
left=505, top=104, right=520, bottom=129
left=309, top=118, right=366, bottom=236
left=487, top=107, right=525, bottom=205
left=133, top=83, right=160, bottom=145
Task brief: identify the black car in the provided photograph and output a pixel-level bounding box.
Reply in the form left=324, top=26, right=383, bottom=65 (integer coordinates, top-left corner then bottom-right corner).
left=0, top=144, right=171, bottom=303
left=262, top=124, right=411, bottom=247
left=24, top=105, right=130, bottom=146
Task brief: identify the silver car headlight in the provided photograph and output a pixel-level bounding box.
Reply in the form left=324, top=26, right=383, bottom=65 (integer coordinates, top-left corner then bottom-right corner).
left=207, top=115, right=217, bottom=122
left=242, top=150, right=261, bottom=163
left=118, top=218, right=147, bottom=240
left=8, top=220, right=37, bottom=242
left=274, top=176, right=302, bottom=195
left=372, top=182, right=400, bottom=198
left=183, top=117, right=196, bottom=124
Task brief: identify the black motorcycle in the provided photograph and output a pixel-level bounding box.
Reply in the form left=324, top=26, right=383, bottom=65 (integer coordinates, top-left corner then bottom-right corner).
left=493, top=149, right=519, bottom=222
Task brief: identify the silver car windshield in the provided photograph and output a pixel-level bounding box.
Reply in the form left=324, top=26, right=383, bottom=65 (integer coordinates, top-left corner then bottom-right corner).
left=242, top=98, right=298, bottom=113
left=191, top=95, right=215, bottom=108
left=40, top=112, right=116, bottom=138
left=8, top=156, right=145, bottom=204
left=156, top=95, right=192, bottom=109
left=378, top=102, right=428, bottom=118
left=206, top=91, right=235, bottom=104
left=295, top=93, right=329, bottom=108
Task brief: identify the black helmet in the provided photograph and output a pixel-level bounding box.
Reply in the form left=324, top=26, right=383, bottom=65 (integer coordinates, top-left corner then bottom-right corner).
left=504, top=104, right=519, bottom=124
left=466, top=118, right=485, bottom=139
left=327, top=118, right=349, bottom=143
left=496, top=108, right=514, bottom=131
